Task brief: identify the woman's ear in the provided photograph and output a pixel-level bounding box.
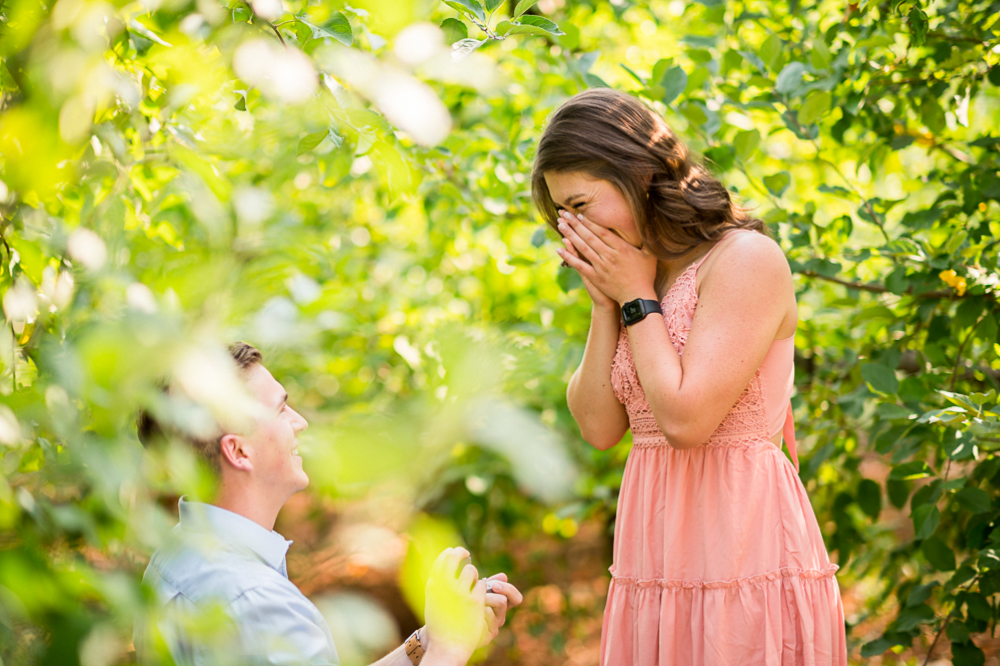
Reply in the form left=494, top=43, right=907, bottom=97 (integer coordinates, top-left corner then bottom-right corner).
left=219, top=434, right=253, bottom=472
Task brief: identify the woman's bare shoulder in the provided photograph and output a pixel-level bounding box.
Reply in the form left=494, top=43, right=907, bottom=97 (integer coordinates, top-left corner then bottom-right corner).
left=698, top=230, right=792, bottom=297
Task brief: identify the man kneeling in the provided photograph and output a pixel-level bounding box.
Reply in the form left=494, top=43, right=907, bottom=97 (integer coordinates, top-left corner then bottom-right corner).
left=133, top=342, right=521, bottom=665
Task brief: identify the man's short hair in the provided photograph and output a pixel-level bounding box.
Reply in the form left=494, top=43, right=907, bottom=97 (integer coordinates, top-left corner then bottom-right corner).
left=136, top=342, right=262, bottom=470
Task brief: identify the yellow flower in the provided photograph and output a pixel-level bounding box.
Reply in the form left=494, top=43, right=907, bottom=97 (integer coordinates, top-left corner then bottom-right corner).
left=939, top=269, right=967, bottom=296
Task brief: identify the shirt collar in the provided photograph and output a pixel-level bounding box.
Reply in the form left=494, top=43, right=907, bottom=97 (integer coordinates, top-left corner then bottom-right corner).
left=177, top=497, right=292, bottom=574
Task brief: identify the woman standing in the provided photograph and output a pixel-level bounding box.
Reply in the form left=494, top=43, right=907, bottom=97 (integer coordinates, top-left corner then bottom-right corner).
left=532, top=88, right=847, bottom=665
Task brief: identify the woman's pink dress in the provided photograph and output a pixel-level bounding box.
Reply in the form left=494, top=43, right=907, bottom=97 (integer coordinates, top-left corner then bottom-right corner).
left=601, top=233, right=848, bottom=665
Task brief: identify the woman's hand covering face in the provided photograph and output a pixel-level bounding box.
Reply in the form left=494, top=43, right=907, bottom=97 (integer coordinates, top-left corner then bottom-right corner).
left=556, top=210, right=658, bottom=306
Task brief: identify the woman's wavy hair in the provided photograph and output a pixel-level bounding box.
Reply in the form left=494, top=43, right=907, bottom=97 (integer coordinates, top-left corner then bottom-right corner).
left=531, top=88, right=765, bottom=260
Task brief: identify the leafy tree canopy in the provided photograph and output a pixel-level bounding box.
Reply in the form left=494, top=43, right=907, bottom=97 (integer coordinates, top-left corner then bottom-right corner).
left=1, top=0, right=999, bottom=662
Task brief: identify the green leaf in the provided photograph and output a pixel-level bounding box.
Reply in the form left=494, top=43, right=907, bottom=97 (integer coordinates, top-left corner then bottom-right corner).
left=234, top=93, right=247, bottom=111
left=660, top=66, right=688, bottom=105
left=513, top=0, right=539, bottom=17
left=857, top=479, right=882, bottom=519
left=861, top=363, right=899, bottom=394
left=906, top=581, right=939, bottom=606
left=758, top=33, right=782, bottom=71
left=798, top=90, right=831, bottom=125
left=921, top=97, right=946, bottom=134
left=734, top=129, right=761, bottom=161
left=892, top=603, right=935, bottom=631
left=557, top=265, right=583, bottom=293
left=947, top=620, right=972, bottom=644
left=908, top=7, right=928, bottom=46
left=889, top=461, right=933, bottom=481
left=484, top=0, right=503, bottom=12
left=297, top=130, right=329, bottom=157
left=956, top=487, right=992, bottom=514
left=500, top=15, right=565, bottom=37
left=444, top=0, right=486, bottom=22
left=322, top=12, right=353, bottom=46
left=922, top=536, right=956, bottom=571
left=810, top=38, right=831, bottom=69
left=619, top=63, right=645, bottom=85
left=948, top=565, right=977, bottom=591
left=440, top=18, right=468, bottom=44
left=966, top=592, right=993, bottom=621
left=953, top=641, right=986, bottom=666
left=855, top=35, right=894, bottom=48
left=128, top=20, right=172, bottom=47
left=860, top=638, right=896, bottom=657
left=763, top=171, right=791, bottom=197
left=530, top=226, right=548, bottom=248
left=912, top=504, right=940, bottom=540
left=651, top=58, right=673, bottom=85
left=775, top=61, right=807, bottom=96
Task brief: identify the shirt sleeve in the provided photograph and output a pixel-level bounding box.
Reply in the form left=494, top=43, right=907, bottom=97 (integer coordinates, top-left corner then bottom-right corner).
left=227, top=582, right=340, bottom=666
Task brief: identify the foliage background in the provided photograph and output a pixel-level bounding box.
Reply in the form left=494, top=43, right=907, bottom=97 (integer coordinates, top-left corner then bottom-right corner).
left=2, top=0, right=1000, bottom=663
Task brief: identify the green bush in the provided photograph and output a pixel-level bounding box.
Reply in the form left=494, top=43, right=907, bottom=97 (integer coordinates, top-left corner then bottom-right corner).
left=1, top=0, right=999, bottom=662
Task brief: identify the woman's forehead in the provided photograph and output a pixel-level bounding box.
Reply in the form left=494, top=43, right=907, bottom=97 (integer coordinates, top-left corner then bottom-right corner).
left=544, top=171, right=608, bottom=197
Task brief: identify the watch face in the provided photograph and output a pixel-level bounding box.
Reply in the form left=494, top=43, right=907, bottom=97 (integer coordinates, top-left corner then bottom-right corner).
left=623, top=302, right=641, bottom=321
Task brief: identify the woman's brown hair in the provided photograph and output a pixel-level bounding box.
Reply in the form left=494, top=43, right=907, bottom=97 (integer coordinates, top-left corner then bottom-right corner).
left=531, top=88, right=765, bottom=260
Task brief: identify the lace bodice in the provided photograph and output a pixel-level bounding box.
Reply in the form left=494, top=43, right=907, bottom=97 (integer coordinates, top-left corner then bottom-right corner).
left=610, top=244, right=774, bottom=450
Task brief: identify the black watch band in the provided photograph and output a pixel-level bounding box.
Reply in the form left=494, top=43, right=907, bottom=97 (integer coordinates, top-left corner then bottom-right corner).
left=622, top=299, right=662, bottom=326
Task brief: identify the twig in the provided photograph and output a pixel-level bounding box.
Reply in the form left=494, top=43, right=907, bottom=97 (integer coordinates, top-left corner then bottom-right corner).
left=950, top=312, right=989, bottom=390
left=921, top=575, right=980, bottom=666
left=810, top=143, right=892, bottom=245
left=922, top=616, right=951, bottom=666
left=799, top=270, right=994, bottom=301
left=241, top=0, right=287, bottom=46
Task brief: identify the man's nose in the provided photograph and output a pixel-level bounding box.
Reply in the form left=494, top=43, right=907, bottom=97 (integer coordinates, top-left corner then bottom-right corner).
left=290, top=407, right=308, bottom=432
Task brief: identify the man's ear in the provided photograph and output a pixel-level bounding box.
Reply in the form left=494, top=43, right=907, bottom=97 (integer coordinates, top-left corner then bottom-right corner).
left=219, top=434, right=253, bottom=472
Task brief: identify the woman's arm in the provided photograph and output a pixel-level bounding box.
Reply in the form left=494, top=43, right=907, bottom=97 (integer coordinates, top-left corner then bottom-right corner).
left=557, top=216, right=793, bottom=450
left=566, top=302, right=630, bottom=450
left=626, top=233, right=793, bottom=448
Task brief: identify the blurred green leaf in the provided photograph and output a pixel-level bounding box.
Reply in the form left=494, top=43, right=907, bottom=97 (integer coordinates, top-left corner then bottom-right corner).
left=922, top=537, right=956, bottom=571
left=440, top=17, right=468, bottom=44
left=862, top=363, right=899, bottom=394
left=956, top=487, right=992, bottom=514
left=660, top=66, right=688, bottom=105
left=763, top=171, right=791, bottom=197
left=296, top=130, right=330, bottom=156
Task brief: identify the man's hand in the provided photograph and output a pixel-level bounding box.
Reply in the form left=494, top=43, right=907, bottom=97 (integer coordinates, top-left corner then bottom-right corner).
left=423, top=548, right=486, bottom=664
left=477, top=573, right=523, bottom=648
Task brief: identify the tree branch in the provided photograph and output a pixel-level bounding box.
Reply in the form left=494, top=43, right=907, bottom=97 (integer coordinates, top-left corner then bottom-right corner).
left=799, top=270, right=995, bottom=301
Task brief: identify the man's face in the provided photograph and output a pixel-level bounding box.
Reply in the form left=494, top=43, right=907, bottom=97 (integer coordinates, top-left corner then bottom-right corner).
left=242, top=363, right=309, bottom=499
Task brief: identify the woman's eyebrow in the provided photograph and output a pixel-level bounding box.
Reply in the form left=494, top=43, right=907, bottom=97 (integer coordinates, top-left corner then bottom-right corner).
left=557, top=194, right=587, bottom=207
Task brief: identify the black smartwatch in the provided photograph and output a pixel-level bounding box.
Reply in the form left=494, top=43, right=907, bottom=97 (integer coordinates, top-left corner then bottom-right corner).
left=621, top=298, right=662, bottom=326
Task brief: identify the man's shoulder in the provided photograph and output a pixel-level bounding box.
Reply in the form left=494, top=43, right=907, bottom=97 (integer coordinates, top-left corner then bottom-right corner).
left=144, top=529, right=285, bottom=608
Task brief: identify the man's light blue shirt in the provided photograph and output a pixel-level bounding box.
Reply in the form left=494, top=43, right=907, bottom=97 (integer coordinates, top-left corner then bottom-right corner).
left=135, top=499, right=340, bottom=665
